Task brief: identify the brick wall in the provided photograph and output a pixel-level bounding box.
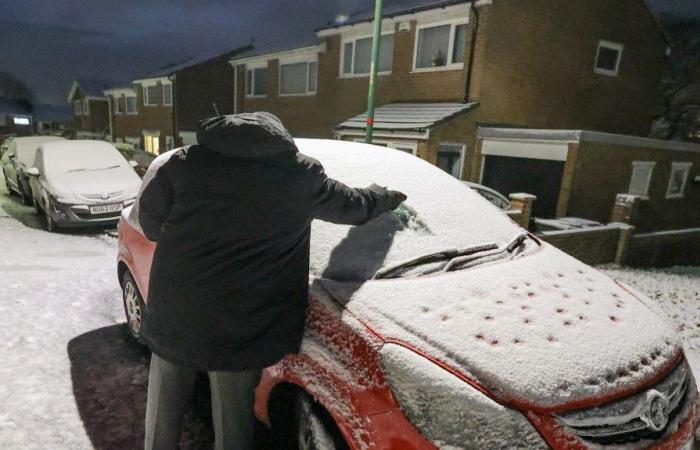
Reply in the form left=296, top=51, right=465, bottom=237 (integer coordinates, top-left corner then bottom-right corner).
left=539, top=225, right=626, bottom=265
left=567, top=141, right=700, bottom=232
left=626, top=228, right=700, bottom=267
left=133, top=81, right=174, bottom=152
left=108, top=94, right=141, bottom=141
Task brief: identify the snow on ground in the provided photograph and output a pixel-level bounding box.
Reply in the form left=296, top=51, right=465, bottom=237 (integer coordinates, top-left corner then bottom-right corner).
left=0, top=181, right=217, bottom=449
left=601, top=265, right=700, bottom=377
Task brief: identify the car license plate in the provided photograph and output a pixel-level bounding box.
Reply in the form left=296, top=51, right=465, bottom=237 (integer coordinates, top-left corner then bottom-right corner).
left=89, top=204, right=123, bottom=214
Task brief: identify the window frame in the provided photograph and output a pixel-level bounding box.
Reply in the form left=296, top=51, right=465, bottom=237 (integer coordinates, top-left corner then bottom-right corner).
left=114, top=96, right=124, bottom=115
left=278, top=59, right=318, bottom=96
left=245, top=63, right=268, bottom=98
left=165, top=135, right=175, bottom=151
left=436, top=143, right=466, bottom=179
left=594, top=40, right=624, bottom=77
left=143, top=132, right=161, bottom=155
left=628, top=161, right=656, bottom=198
left=82, top=99, right=90, bottom=115
left=665, top=162, right=692, bottom=199
left=143, top=85, right=159, bottom=106
left=412, top=18, right=468, bottom=73
left=339, top=32, right=395, bottom=78
left=125, top=96, right=137, bottom=114
left=73, top=100, right=83, bottom=116
left=162, top=83, right=173, bottom=106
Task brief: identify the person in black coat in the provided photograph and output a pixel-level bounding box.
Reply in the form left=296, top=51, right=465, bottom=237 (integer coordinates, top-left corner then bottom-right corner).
left=138, top=112, right=406, bottom=450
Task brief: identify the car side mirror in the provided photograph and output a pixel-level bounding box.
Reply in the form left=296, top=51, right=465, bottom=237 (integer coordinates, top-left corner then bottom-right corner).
left=8, top=153, right=15, bottom=159
left=128, top=160, right=138, bottom=168
left=25, top=167, right=40, bottom=177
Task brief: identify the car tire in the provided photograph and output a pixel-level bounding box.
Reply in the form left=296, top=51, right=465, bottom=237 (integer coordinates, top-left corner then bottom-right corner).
left=3, top=170, right=11, bottom=194
left=43, top=201, right=58, bottom=232
left=294, top=393, right=348, bottom=450
left=121, top=271, right=146, bottom=341
left=18, top=177, right=31, bottom=205
left=32, top=195, right=42, bottom=214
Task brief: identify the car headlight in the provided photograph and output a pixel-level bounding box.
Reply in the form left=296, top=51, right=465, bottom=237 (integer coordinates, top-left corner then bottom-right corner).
left=380, top=344, right=547, bottom=449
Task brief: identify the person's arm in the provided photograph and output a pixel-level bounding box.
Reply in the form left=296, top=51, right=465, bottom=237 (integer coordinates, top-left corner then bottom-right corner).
left=309, top=161, right=406, bottom=225
left=138, top=167, right=174, bottom=241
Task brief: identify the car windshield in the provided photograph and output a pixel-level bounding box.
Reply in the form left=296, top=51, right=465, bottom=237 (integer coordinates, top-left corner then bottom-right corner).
left=297, top=140, right=523, bottom=281
left=42, top=142, right=128, bottom=174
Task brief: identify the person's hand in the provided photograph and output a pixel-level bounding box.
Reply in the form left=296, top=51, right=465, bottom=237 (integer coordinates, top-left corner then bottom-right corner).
left=368, top=184, right=407, bottom=210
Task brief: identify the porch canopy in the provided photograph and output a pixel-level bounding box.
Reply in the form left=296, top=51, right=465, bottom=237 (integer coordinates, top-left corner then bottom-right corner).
left=336, top=102, right=478, bottom=140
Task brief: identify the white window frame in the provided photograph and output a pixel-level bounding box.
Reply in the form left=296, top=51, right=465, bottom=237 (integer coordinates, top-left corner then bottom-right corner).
left=143, top=85, right=158, bottom=106
left=245, top=62, right=268, bottom=98
left=114, top=96, right=124, bottom=115
left=82, top=99, right=90, bottom=115
left=665, top=162, right=692, bottom=199
left=412, top=18, right=468, bottom=73
left=437, top=143, right=466, bottom=179
left=143, top=131, right=161, bottom=155
left=628, top=161, right=655, bottom=198
left=73, top=100, right=83, bottom=116
left=594, top=40, right=624, bottom=76
left=339, top=32, right=394, bottom=78
left=125, top=96, right=137, bottom=114
left=165, top=135, right=174, bottom=150
left=278, top=58, right=318, bottom=96
left=162, top=83, right=173, bottom=106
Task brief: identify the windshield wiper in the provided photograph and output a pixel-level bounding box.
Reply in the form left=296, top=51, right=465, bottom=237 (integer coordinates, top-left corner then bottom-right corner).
left=373, top=242, right=499, bottom=280
left=66, top=165, right=120, bottom=173
left=442, top=232, right=529, bottom=273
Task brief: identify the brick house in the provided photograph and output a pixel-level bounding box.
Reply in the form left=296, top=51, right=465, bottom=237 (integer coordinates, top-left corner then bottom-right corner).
left=173, top=45, right=251, bottom=146
left=66, top=79, right=110, bottom=139
left=229, top=0, right=667, bottom=182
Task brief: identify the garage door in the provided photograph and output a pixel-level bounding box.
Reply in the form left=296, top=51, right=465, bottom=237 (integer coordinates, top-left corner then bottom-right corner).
left=482, top=155, right=564, bottom=218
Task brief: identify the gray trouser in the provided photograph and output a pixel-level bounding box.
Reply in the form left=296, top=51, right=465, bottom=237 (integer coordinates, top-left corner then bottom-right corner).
left=144, top=353, right=262, bottom=450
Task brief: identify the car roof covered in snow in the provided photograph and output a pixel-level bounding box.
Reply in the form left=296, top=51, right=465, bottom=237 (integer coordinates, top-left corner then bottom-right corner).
left=39, top=140, right=127, bottom=172
left=10, top=136, right=66, bottom=166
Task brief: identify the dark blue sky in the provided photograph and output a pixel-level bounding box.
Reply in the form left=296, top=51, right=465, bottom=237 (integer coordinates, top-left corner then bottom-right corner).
left=1, top=0, right=695, bottom=105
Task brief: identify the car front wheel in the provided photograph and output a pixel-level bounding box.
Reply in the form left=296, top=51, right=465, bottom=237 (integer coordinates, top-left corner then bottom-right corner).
left=43, top=201, right=57, bottom=232
left=121, top=271, right=146, bottom=341
left=3, top=170, right=11, bottom=194
left=17, top=177, right=31, bottom=205
left=294, top=393, right=348, bottom=450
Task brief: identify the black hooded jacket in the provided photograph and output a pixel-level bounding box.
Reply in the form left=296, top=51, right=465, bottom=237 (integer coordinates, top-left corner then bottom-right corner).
left=138, top=113, right=402, bottom=371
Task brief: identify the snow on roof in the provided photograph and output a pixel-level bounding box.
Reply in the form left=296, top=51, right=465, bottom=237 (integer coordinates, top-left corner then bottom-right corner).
left=478, top=127, right=700, bottom=154
left=229, top=37, right=320, bottom=62
left=136, top=46, right=250, bottom=80
left=319, top=244, right=681, bottom=410
left=317, top=0, right=466, bottom=31
left=336, top=102, right=479, bottom=132
left=74, top=79, right=110, bottom=97
left=0, top=97, right=32, bottom=116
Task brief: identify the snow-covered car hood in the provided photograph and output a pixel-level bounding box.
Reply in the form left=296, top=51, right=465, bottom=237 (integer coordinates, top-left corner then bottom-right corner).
left=45, top=169, right=140, bottom=203
left=317, top=244, right=681, bottom=410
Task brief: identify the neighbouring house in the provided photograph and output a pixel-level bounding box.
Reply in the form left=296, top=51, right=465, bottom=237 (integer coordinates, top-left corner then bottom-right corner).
left=476, top=127, right=700, bottom=229
left=173, top=45, right=252, bottom=146
left=0, top=97, right=33, bottom=136
left=103, top=85, right=142, bottom=150
left=229, top=0, right=668, bottom=183
left=66, top=79, right=111, bottom=140
left=33, top=104, right=73, bottom=136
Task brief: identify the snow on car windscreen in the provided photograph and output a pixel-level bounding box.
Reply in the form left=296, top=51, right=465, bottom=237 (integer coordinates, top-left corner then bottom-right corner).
left=42, top=141, right=128, bottom=174
left=298, top=139, right=523, bottom=281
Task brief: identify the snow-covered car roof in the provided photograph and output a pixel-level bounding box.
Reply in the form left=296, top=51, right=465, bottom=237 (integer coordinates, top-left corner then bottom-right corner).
left=10, top=136, right=65, bottom=167
left=39, top=140, right=129, bottom=173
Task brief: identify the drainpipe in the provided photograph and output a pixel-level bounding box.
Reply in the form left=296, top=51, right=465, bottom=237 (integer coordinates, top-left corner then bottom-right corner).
left=106, top=96, right=114, bottom=141
left=464, top=0, right=480, bottom=103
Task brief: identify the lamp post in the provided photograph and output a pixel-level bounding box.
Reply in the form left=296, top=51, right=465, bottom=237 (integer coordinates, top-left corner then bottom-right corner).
left=364, top=0, right=383, bottom=143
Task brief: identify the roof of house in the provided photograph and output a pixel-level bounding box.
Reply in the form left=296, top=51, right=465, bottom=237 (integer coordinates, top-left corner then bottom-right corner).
left=32, top=104, right=73, bottom=123
left=337, top=102, right=479, bottom=131
left=75, top=79, right=111, bottom=97
left=229, top=36, right=320, bottom=61
left=0, top=97, right=33, bottom=116
left=318, top=0, right=467, bottom=31
left=137, top=44, right=253, bottom=79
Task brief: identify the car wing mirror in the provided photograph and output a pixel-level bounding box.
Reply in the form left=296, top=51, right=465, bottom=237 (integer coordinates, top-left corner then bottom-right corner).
left=8, top=153, right=15, bottom=159
left=128, top=160, right=138, bottom=168
left=25, top=167, right=40, bottom=177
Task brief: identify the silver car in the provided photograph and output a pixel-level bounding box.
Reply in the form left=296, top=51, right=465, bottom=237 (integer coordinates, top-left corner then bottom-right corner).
left=26, top=140, right=142, bottom=231
left=1, top=136, right=65, bottom=204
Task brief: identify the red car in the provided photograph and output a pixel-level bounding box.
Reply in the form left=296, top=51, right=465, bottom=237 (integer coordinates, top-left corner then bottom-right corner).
left=118, top=139, right=698, bottom=449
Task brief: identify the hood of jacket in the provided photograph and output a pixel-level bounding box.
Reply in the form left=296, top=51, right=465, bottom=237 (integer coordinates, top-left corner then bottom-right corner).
left=196, top=112, right=298, bottom=159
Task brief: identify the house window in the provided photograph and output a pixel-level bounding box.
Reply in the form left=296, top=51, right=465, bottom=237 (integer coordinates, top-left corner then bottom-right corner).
left=73, top=100, right=83, bottom=116
left=436, top=143, right=464, bottom=178
left=114, top=96, right=124, bottom=114
left=414, top=21, right=468, bottom=70
left=143, top=85, right=159, bottom=106
left=83, top=99, right=90, bottom=115
left=179, top=131, right=197, bottom=146
left=280, top=61, right=317, bottom=95
left=165, top=136, right=174, bottom=150
left=628, top=161, right=655, bottom=197
left=143, top=134, right=160, bottom=155
left=246, top=67, right=268, bottom=96
left=126, top=96, right=137, bottom=114
left=162, top=84, right=173, bottom=106
left=666, top=162, right=692, bottom=199
left=12, top=117, right=30, bottom=126
left=595, top=40, right=623, bottom=76
left=341, top=34, right=394, bottom=75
